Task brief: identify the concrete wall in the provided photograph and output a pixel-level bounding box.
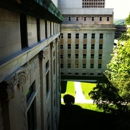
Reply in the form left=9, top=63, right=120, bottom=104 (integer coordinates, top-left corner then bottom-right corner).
left=59, top=8, right=114, bottom=15
left=27, top=16, right=37, bottom=47
left=58, top=0, right=82, bottom=8
left=0, top=6, right=61, bottom=130
left=0, top=8, right=21, bottom=61
left=62, top=15, right=113, bottom=24
left=60, top=24, right=115, bottom=76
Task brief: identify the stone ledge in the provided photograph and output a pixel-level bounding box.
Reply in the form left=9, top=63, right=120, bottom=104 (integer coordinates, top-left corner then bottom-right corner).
left=0, top=32, right=60, bottom=82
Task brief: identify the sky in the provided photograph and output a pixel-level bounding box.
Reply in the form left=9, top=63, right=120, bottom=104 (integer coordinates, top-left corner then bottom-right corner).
left=105, top=0, right=130, bottom=19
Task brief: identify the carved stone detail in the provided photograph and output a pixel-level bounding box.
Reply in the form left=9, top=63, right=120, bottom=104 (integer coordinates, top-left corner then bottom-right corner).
left=13, top=68, right=27, bottom=88
left=0, top=56, right=38, bottom=101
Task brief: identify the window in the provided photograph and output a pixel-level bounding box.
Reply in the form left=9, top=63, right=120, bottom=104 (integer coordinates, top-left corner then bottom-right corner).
left=90, top=73, right=94, bottom=75
left=83, top=44, right=87, bottom=49
left=91, top=44, right=95, bottom=49
left=99, top=17, right=102, bottom=21
left=76, top=33, right=79, bottom=39
left=75, top=44, right=79, bottom=49
left=84, top=17, right=86, bottom=21
left=83, top=64, right=86, bottom=68
left=76, top=17, right=78, bottom=21
left=26, top=82, right=35, bottom=102
left=61, top=64, right=63, bottom=68
left=20, top=14, right=28, bottom=49
left=75, top=64, right=78, bottom=68
left=68, top=44, right=71, bottom=49
left=99, top=44, right=103, bottom=49
left=92, top=17, right=94, bottom=21
left=60, top=33, right=63, bottom=38
left=36, top=18, right=40, bottom=42
left=46, top=72, right=49, bottom=95
left=46, top=61, right=49, bottom=71
left=75, top=73, right=79, bottom=75
left=83, top=54, right=86, bottom=58
left=53, top=59, right=55, bottom=75
left=100, top=33, right=103, bottom=39
left=107, top=17, right=109, bottom=21
left=91, top=33, right=95, bottom=39
left=91, top=54, right=94, bottom=58
left=82, top=73, right=86, bottom=75
left=98, top=73, right=102, bottom=75
left=60, top=55, right=63, bottom=58
left=98, top=54, right=102, bottom=59
left=83, top=33, right=87, bottom=38
left=75, top=54, right=78, bottom=58
left=27, top=99, right=36, bottom=129
left=90, top=64, right=94, bottom=68
left=68, top=64, right=71, bottom=68
left=27, top=85, right=37, bottom=130
left=61, top=72, right=64, bottom=75
left=69, top=17, right=71, bottom=21
left=68, top=54, right=71, bottom=58
left=98, top=64, right=102, bottom=68
left=60, top=45, right=63, bottom=49
left=68, top=73, right=71, bottom=75
left=68, top=33, right=71, bottom=38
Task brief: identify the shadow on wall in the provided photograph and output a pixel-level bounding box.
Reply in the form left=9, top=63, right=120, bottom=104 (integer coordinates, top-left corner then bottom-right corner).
left=61, top=81, right=67, bottom=93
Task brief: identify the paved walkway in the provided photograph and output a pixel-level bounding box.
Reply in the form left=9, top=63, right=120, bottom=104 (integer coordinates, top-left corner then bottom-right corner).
left=61, top=81, right=93, bottom=104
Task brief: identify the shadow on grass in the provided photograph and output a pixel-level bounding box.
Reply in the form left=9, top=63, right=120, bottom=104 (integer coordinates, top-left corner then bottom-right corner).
left=58, top=104, right=117, bottom=130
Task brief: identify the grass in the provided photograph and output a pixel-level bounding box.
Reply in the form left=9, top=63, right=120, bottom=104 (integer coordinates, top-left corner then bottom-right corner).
left=61, top=81, right=75, bottom=98
left=75, top=103, right=103, bottom=112
left=80, top=82, right=96, bottom=99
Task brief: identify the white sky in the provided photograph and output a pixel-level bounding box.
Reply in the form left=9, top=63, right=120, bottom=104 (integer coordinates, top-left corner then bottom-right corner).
left=105, top=0, right=130, bottom=19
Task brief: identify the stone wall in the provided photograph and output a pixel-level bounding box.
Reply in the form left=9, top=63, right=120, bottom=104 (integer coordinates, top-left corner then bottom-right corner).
left=0, top=8, right=21, bottom=61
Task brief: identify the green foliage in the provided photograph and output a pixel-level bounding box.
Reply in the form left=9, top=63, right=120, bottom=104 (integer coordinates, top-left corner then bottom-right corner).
left=125, top=14, right=130, bottom=25
left=114, top=19, right=125, bottom=25
left=89, top=83, right=128, bottom=114
left=80, top=82, right=96, bottom=99
left=105, top=14, right=130, bottom=103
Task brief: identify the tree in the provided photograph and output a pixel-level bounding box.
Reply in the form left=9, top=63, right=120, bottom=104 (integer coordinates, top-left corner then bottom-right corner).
left=125, top=13, right=130, bottom=25
left=105, top=15, right=130, bottom=103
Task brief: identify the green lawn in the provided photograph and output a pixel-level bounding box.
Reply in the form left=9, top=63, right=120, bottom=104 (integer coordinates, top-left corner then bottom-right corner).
left=75, top=103, right=103, bottom=112
left=61, top=81, right=75, bottom=98
left=80, top=82, right=96, bottom=99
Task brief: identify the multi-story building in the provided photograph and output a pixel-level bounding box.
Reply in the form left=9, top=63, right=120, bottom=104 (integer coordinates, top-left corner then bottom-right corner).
left=82, top=0, right=105, bottom=8
left=0, top=0, right=63, bottom=130
left=58, top=0, right=105, bottom=9
left=59, top=0, right=115, bottom=78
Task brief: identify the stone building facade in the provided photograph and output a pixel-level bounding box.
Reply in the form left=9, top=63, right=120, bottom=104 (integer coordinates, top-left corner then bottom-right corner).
left=59, top=0, right=115, bottom=78
left=0, top=0, right=63, bottom=130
